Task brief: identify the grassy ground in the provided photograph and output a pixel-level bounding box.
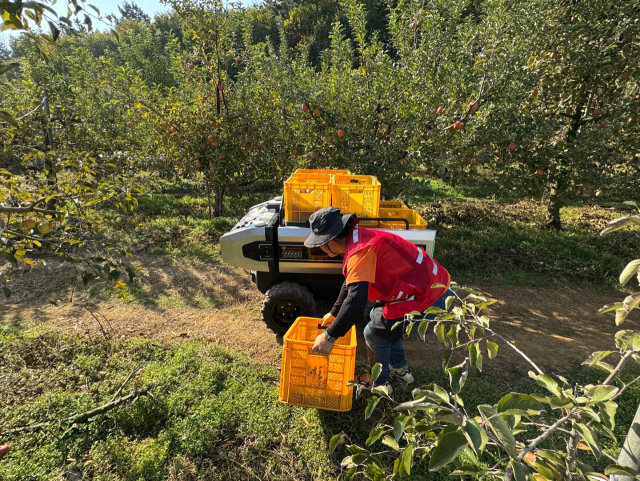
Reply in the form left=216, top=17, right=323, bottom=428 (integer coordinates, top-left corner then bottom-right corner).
left=3, top=177, right=639, bottom=480
left=2, top=326, right=639, bottom=480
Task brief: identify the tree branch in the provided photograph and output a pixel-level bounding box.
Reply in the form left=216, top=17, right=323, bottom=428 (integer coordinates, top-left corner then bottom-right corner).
left=8, top=385, right=154, bottom=434
left=517, top=412, right=576, bottom=462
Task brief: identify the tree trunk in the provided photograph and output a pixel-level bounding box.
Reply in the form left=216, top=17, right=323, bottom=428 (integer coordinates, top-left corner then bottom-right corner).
left=545, top=174, right=564, bottom=230
left=43, top=88, right=58, bottom=215
left=213, top=184, right=224, bottom=217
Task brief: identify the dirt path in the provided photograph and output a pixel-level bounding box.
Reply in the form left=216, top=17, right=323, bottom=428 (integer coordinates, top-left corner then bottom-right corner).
left=0, top=256, right=631, bottom=373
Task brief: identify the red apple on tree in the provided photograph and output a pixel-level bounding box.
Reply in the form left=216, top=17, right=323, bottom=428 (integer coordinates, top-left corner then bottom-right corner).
left=208, top=135, right=214, bottom=143
left=453, top=121, right=462, bottom=130
left=549, top=52, right=557, bottom=59
left=212, top=141, right=218, bottom=147
left=508, top=143, right=517, bottom=151
left=189, top=64, right=195, bottom=70
left=292, top=149, right=298, bottom=156
left=565, top=106, right=574, bottom=114
left=337, top=129, right=345, bottom=137
left=531, top=89, right=539, bottom=97
left=311, top=151, right=318, bottom=159
left=220, top=153, right=226, bottom=159
left=195, top=161, right=201, bottom=169
left=322, top=121, right=329, bottom=128
left=194, top=152, right=201, bottom=159
left=127, top=122, right=133, bottom=128
left=209, top=33, right=216, bottom=41
left=210, top=120, right=217, bottom=128
left=593, top=108, right=603, bottom=117
left=187, top=77, right=193, bottom=83
left=313, top=108, right=321, bottom=117
left=470, top=101, right=479, bottom=112
left=426, top=130, right=433, bottom=136
left=621, top=72, right=631, bottom=81
left=629, top=116, right=638, bottom=124
left=600, top=120, right=607, bottom=128
left=302, top=103, right=309, bottom=112
left=436, top=106, right=444, bottom=115
left=535, top=169, right=544, bottom=175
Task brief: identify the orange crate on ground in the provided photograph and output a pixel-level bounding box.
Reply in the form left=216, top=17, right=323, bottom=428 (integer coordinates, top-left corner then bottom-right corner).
left=279, top=317, right=357, bottom=412
left=284, top=172, right=333, bottom=223
left=377, top=207, right=427, bottom=230
left=331, top=175, right=381, bottom=218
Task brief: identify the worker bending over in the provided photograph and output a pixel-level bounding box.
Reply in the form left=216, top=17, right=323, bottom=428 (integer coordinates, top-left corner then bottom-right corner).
left=305, top=207, right=452, bottom=394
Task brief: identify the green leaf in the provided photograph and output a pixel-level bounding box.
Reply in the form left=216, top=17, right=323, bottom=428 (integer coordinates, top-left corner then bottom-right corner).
left=582, top=351, right=614, bottom=368
left=447, top=325, right=460, bottom=347
left=497, top=393, right=545, bottom=415
left=599, top=302, right=623, bottom=315
left=586, top=385, right=618, bottom=404
left=394, top=415, right=409, bottom=441
left=434, top=322, right=446, bottom=344
left=329, top=433, right=347, bottom=454
left=574, top=423, right=603, bottom=460
left=0, top=62, right=19, bottom=75
left=463, top=418, right=488, bottom=456
left=448, top=360, right=468, bottom=394
left=620, top=260, right=640, bottom=286
left=528, top=372, right=561, bottom=396
left=395, top=398, right=440, bottom=411
left=469, top=342, right=483, bottom=372
left=478, top=404, right=517, bottom=458
left=510, top=460, right=530, bottom=481
left=371, top=363, right=382, bottom=382
left=596, top=401, right=617, bottom=430
left=428, top=431, right=468, bottom=471
left=442, top=348, right=452, bottom=371
left=412, top=384, right=450, bottom=405
left=381, top=436, right=399, bottom=451
left=487, top=340, right=499, bottom=359
left=604, top=464, right=640, bottom=476
left=401, top=443, right=414, bottom=475
left=445, top=295, right=455, bottom=311
left=623, top=293, right=640, bottom=313
left=615, top=308, right=629, bottom=326
left=431, top=282, right=446, bottom=288
left=391, top=321, right=403, bottom=331
left=365, top=426, right=385, bottom=446
left=351, top=453, right=368, bottom=465
left=365, top=396, right=380, bottom=421
left=0, top=111, right=19, bottom=128
left=451, top=466, right=481, bottom=475
left=418, top=320, right=428, bottom=340
left=600, top=216, right=640, bottom=236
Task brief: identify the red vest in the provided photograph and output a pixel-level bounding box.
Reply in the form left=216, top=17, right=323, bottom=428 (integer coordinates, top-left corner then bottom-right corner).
left=343, top=226, right=450, bottom=319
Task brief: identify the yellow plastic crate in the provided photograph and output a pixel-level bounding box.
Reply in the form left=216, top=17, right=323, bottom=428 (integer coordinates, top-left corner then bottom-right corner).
left=377, top=207, right=427, bottom=230
left=379, top=200, right=408, bottom=209
left=279, top=317, right=356, bottom=412
left=294, top=169, right=351, bottom=175
left=331, top=175, right=381, bottom=218
left=284, top=172, right=333, bottom=223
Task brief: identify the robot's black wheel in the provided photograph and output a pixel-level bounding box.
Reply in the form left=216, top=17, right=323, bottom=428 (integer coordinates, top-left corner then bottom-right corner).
left=261, top=281, right=316, bottom=335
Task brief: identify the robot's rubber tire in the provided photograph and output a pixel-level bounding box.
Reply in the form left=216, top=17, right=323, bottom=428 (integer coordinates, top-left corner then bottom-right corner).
left=261, top=281, right=317, bottom=336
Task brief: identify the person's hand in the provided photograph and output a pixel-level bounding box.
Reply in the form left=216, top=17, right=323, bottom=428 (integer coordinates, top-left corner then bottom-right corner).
left=312, top=333, right=335, bottom=354
left=321, top=313, right=335, bottom=326
left=0, top=445, right=11, bottom=462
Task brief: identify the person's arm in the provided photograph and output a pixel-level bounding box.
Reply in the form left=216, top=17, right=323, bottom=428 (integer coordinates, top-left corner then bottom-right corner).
left=326, top=281, right=369, bottom=339
left=329, top=281, right=348, bottom=317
